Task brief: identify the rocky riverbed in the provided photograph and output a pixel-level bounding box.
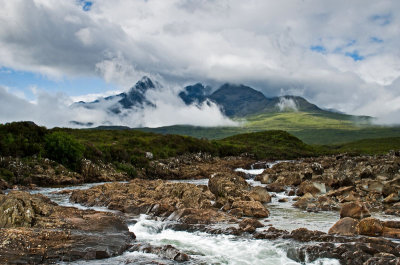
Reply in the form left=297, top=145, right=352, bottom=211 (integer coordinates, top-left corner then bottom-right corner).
left=1, top=152, right=400, bottom=264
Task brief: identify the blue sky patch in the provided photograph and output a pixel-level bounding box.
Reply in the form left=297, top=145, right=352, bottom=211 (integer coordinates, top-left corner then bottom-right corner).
left=345, top=51, right=364, bottom=61
left=0, top=67, right=113, bottom=100
left=78, top=0, right=93, bottom=11
left=370, top=14, right=392, bottom=26
left=310, top=45, right=326, bottom=53
left=370, top=36, right=383, bottom=43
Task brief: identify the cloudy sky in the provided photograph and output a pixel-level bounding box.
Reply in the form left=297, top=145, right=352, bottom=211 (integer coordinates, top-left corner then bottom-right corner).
left=1, top=0, right=400, bottom=127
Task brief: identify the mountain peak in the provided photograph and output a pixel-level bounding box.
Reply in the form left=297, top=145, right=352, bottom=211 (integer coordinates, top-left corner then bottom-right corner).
left=131, top=76, right=156, bottom=94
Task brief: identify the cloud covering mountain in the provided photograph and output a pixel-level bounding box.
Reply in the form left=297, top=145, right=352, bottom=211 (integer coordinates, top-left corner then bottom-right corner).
left=1, top=0, right=400, bottom=125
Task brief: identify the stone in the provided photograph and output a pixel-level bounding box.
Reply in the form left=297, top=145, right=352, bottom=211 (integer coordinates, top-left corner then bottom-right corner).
left=357, top=217, right=383, bottom=236
left=0, top=191, right=133, bottom=264
left=384, top=193, right=400, bottom=203
left=328, top=217, right=359, bottom=236
left=340, top=202, right=371, bottom=219
left=208, top=173, right=249, bottom=198
left=230, top=201, right=269, bottom=218
left=249, top=186, right=271, bottom=203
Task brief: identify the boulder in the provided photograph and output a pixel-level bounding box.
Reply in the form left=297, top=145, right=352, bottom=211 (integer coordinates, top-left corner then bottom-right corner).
left=230, top=201, right=269, bottom=218
left=266, top=183, right=285, bottom=192
left=296, top=181, right=326, bottom=196
left=249, top=186, right=271, bottom=203
left=357, top=217, right=383, bottom=236
left=208, top=173, right=249, bottom=198
left=239, top=218, right=263, bottom=233
left=0, top=191, right=133, bottom=264
left=383, top=193, right=400, bottom=203
left=328, top=217, right=359, bottom=236
left=340, top=202, right=371, bottom=219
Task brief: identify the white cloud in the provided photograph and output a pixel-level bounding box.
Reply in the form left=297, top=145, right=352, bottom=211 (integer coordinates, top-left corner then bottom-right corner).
left=0, top=0, right=400, bottom=123
left=276, top=97, right=298, bottom=112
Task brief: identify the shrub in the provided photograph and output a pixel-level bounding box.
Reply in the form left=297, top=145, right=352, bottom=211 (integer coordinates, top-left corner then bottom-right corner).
left=44, top=132, right=84, bottom=170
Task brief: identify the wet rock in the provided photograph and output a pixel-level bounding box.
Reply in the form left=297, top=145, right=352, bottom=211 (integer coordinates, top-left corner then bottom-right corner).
left=340, top=202, right=371, bottom=219
left=230, top=200, right=269, bottom=218
left=265, top=183, right=285, bottom=192
left=253, top=226, right=289, bottom=240
left=311, top=163, right=324, bottom=175
left=384, top=193, right=400, bottom=203
left=0, top=191, right=133, bottom=264
left=167, top=208, right=235, bottom=224
left=208, top=173, right=249, bottom=199
left=296, top=181, right=326, bottom=196
left=71, top=179, right=214, bottom=217
left=357, top=217, right=383, bottom=236
left=249, top=186, right=271, bottom=203
left=278, top=198, right=288, bottom=203
left=0, top=178, right=10, bottom=190
left=130, top=243, right=189, bottom=262
left=238, top=218, right=263, bottom=233
left=292, top=193, right=314, bottom=210
left=328, top=217, right=359, bottom=236
left=80, top=158, right=128, bottom=182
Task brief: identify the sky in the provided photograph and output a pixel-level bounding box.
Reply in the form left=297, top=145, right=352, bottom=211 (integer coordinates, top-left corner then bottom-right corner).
left=0, top=0, right=400, bottom=127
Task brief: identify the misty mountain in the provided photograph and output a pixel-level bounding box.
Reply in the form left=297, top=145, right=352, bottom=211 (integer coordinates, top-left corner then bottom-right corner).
left=73, top=76, right=156, bottom=114
left=73, top=76, right=333, bottom=125
left=179, top=82, right=322, bottom=117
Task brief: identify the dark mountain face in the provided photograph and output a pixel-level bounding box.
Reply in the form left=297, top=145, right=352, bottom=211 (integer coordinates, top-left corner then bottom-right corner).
left=179, top=83, right=211, bottom=105
left=73, top=76, right=325, bottom=125
left=73, top=76, right=156, bottom=114
left=178, top=82, right=323, bottom=117
left=209, top=84, right=272, bottom=117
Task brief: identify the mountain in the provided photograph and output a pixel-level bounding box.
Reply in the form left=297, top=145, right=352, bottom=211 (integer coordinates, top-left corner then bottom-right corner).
left=179, top=82, right=323, bottom=117
left=208, top=84, right=272, bottom=116
left=73, top=76, right=156, bottom=114
left=178, top=83, right=211, bottom=105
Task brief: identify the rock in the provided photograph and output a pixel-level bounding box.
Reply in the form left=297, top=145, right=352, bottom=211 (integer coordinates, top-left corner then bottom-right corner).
left=360, top=167, right=375, bottom=179
left=239, top=218, right=263, bottom=233
left=249, top=186, right=271, bottom=203
left=130, top=243, right=189, bottom=262
left=278, top=198, right=288, bottom=202
left=311, top=163, right=324, bottom=175
left=0, top=178, right=10, bottom=190
left=384, top=193, right=400, bottom=203
left=167, top=208, right=235, bottom=224
left=340, top=202, right=371, bottom=219
left=265, top=183, right=285, bottom=192
left=0, top=191, right=133, bottom=264
left=208, top=173, right=249, bottom=199
left=293, top=193, right=314, bottom=210
left=71, top=179, right=214, bottom=216
left=296, top=181, right=326, bottom=196
left=328, top=217, right=359, bottom=236
left=357, top=217, right=383, bottom=236
left=382, top=227, right=400, bottom=239
left=230, top=201, right=269, bottom=218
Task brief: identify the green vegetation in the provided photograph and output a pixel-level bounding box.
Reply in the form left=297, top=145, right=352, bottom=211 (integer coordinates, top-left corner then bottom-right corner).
left=137, top=111, right=400, bottom=145
left=44, top=132, right=85, bottom=170
left=331, top=137, right=400, bottom=155
left=1, top=121, right=400, bottom=179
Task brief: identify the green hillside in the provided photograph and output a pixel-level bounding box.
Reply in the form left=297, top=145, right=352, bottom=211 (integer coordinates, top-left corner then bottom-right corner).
left=137, top=111, right=400, bottom=145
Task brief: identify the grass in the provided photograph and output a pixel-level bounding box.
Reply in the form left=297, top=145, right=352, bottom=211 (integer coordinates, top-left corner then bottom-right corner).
left=137, top=111, right=400, bottom=145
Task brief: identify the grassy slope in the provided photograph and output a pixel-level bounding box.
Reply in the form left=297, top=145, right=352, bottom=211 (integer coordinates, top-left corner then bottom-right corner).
left=137, top=111, right=400, bottom=145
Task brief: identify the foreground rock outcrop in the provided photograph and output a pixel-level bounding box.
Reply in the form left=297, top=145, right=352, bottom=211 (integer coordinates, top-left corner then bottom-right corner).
left=0, top=191, right=134, bottom=264
left=0, top=156, right=130, bottom=188
left=70, top=174, right=271, bottom=224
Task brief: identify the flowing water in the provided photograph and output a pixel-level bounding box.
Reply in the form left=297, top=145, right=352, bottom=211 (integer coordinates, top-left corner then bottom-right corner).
left=25, top=161, right=395, bottom=264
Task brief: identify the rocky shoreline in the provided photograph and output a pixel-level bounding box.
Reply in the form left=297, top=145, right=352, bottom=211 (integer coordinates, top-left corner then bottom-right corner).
left=1, top=152, right=400, bottom=264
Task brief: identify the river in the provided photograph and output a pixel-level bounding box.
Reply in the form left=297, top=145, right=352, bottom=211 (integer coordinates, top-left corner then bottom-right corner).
left=23, top=163, right=399, bottom=264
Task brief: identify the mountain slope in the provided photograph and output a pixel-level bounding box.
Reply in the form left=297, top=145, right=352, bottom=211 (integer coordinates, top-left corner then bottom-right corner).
left=73, top=76, right=156, bottom=114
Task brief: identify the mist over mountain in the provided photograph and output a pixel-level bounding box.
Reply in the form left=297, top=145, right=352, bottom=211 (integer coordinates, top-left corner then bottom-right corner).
left=73, top=76, right=333, bottom=127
